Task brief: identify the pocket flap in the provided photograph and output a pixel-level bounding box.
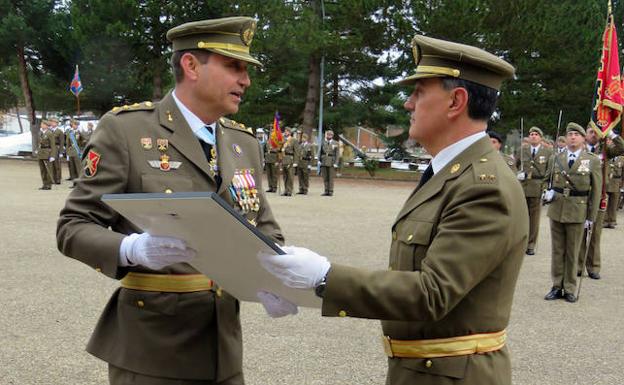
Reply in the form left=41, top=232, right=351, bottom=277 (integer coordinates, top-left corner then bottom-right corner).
left=397, top=220, right=434, bottom=245
left=400, top=355, right=468, bottom=379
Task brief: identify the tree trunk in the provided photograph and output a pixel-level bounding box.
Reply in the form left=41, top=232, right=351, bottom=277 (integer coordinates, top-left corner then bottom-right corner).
left=15, top=105, right=24, bottom=134
left=16, top=45, right=37, bottom=154
left=302, top=53, right=321, bottom=139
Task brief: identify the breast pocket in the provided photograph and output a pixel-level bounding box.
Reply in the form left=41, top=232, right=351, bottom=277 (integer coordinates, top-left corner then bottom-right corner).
left=141, top=173, right=193, bottom=193
left=393, top=220, right=434, bottom=271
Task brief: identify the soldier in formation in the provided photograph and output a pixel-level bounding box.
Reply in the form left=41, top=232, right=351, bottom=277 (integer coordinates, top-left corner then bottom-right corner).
left=49, top=117, right=64, bottom=184
left=36, top=120, right=56, bottom=190
left=280, top=127, right=299, bottom=196
left=488, top=130, right=517, bottom=172
left=65, top=119, right=83, bottom=186
left=296, top=132, right=315, bottom=194
left=543, top=123, right=601, bottom=302
left=264, top=134, right=280, bottom=193
left=57, top=16, right=284, bottom=384
left=517, top=126, right=553, bottom=255
left=604, top=152, right=623, bottom=228
left=319, top=130, right=338, bottom=196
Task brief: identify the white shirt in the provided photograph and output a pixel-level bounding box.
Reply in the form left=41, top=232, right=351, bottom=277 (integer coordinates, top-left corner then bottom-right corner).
left=172, top=89, right=217, bottom=144
left=530, top=144, right=541, bottom=156
left=431, top=132, right=486, bottom=174
left=567, top=148, right=581, bottom=163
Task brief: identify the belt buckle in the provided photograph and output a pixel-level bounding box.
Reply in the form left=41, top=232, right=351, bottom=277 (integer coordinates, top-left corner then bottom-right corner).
left=382, top=336, right=394, bottom=358
left=563, top=187, right=570, bottom=197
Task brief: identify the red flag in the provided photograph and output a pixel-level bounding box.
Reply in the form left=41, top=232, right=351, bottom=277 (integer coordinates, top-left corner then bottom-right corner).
left=269, top=111, right=283, bottom=150
left=590, top=6, right=623, bottom=138
left=69, top=65, right=83, bottom=96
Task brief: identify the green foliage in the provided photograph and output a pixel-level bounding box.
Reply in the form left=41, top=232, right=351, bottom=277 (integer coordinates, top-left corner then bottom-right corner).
left=362, top=157, right=380, bottom=177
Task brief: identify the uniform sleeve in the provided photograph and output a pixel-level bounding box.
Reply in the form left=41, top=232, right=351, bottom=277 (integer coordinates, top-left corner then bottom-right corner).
left=322, top=180, right=520, bottom=321
left=253, top=137, right=284, bottom=246
left=588, top=157, right=603, bottom=222
left=56, top=114, right=130, bottom=279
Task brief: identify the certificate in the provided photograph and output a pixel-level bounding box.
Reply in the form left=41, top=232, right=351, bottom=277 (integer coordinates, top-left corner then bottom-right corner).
left=102, top=192, right=320, bottom=308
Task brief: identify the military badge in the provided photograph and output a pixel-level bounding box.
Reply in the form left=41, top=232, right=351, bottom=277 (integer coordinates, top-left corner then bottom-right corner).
left=84, top=150, right=101, bottom=178
left=157, top=138, right=169, bottom=152
left=240, top=21, right=256, bottom=46
left=232, top=144, right=243, bottom=157
left=450, top=163, right=461, bottom=174
left=141, top=137, right=152, bottom=150
left=578, top=159, right=590, bottom=173
left=538, top=156, right=546, bottom=164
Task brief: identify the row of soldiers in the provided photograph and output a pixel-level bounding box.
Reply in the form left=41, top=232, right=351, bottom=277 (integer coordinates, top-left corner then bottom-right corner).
left=36, top=118, right=93, bottom=190
left=263, top=128, right=340, bottom=196
left=492, top=123, right=624, bottom=303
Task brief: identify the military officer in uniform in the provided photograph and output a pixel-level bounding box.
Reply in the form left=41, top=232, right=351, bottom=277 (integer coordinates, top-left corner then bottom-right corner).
left=517, top=126, right=553, bottom=255
left=296, top=132, right=314, bottom=194
left=65, top=119, right=83, bottom=185
left=488, top=130, right=517, bottom=172
left=260, top=35, right=527, bottom=385
left=57, top=17, right=285, bottom=385
left=49, top=117, right=64, bottom=184
left=605, top=154, right=623, bottom=228
left=319, top=130, right=338, bottom=196
left=575, top=128, right=624, bottom=279
left=264, top=135, right=280, bottom=192
left=37, top=120, right=56, bottom=190
left=280, top=127, right=299, bottom=196
left=543, top=123, right=601, bottom=302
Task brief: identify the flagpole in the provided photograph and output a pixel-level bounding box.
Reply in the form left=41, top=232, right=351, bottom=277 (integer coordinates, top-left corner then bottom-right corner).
left=76, top=94, right=80, bottom=116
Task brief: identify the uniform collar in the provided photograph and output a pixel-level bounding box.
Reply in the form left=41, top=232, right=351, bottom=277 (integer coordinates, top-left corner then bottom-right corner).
left=172, top=89, right=217, bottom=137
left=431, top=131, right=486, bottom=174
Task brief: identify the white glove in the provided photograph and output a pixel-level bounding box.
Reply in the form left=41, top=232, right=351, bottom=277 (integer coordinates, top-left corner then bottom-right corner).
left=307, top=165, right=312, bottom=170
left=119, top=233, right=196, bottom=270
left=257, top=290, right=298, bottom=317
left=258, top=246, right=331, bottom=289
left=317, top=161, right=322, bottom=167
left=516, top=172, right=526, bottom=181
left=584, top=220, right=593, bottom=229
left=49, top=157, right=55, bottom=162
left=608, top=131, right=618, bottom=139
left=542, top=189, right=555, bottom=203
left=293, top=163, right=298, bottom=168
left=333, top=164, right=339, bottom=168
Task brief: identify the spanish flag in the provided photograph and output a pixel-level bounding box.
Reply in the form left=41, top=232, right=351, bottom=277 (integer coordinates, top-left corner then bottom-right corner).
left=589, top=1, right=623, bottom=138
left=269, top=111, right=283, bottom=150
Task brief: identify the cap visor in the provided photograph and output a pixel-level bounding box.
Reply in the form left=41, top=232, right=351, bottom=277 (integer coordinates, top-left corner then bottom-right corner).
left=210, top=48, right=262, bottom=67
left=395, top=72, right=445, bottom=86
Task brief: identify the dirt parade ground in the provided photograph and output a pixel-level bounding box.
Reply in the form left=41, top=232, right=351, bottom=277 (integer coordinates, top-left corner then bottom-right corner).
left=0, top=158, right=623, bottom=385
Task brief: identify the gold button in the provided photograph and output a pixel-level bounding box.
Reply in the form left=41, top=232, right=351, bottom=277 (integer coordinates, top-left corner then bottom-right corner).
left=407, top=234, right=413, bottom=242
left=425, top=360, right=433, bottom=368
left=95, top=267, right=101, bottom=273
left=164, top=188, right=173, bottom=194
left=216, top=288, right=223, bottom=297
left=338, top=310, right=347, bottom=317
left=137, top=300, right=145, bottom=308
left=392, top=231, right=397, bottom=240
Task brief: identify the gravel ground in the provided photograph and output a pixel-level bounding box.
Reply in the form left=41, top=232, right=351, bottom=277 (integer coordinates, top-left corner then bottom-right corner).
left=0, top=158, right=622, bottom=385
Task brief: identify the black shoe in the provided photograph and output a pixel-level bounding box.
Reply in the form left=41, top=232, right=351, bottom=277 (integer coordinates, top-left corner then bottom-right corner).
left=296, top=191, right=305, bottom=195
left=588, top=272, right=601, bottom=280
left=526, top=249, right=535, bottom=255
left=281, top=193, right=291, bottom=196
left=69, top=184, right=76, bottom=189
left=577, top=271, right=582, bottom=277
left=544, top=287, right=563, bottom=300
left=563, top=293, right=577, bottom=303
left=266, top=189, right=275, bottom=193
left=321, top=192, right=330, bottom=196
left=65, top=178, right=73, bottom=181
left=54, top=182, right=61, bottom=185
left=38, top=186, right=51, bottom=190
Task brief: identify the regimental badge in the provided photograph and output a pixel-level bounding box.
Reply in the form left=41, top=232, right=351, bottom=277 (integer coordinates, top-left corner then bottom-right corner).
left=450, top=163, right=461, bottom=174
left=232, top=144, right=243, bottom=157
left=159, top=154, right=171, bottom=171
left=157, top=138, right=168, bottom=152
left=141, top=137, right=152, bottom=150
left=538, top=156, right=546, bottom=164
left=241, top=21, right=256, bottom=46
left=148, top=160, right=181, bottom=170
left=84, top=150, right=101, bottom=178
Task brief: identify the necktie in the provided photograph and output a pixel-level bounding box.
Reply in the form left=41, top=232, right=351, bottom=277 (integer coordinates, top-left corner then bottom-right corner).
left=590, top=145, right=595, bottom=153
left=531, top=148, right=536, bottom=158
left=568, top=154, right=575, bottom=168
left=418, top=165, right=434, bottom=188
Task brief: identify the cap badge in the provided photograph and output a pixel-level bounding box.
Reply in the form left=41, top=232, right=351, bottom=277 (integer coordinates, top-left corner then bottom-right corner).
left=241, top=21, right=256, bottom=46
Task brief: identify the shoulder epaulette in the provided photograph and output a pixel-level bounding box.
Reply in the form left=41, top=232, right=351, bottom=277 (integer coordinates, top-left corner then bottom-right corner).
left=472, top=156, right=498, bottom=184
left=109, top=101, right=155, bottom=115
left=219, top=117, right=254, bottom=136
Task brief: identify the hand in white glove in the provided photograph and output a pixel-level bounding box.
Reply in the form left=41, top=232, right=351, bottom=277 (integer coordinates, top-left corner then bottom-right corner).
left=307, top=165, right=312, bottom=170
left=119, top=233, right=196, bottom=270
left=584, top=220, right=593, bottom=230
left=516, top=172, right=526, bottom=181
left=293, top=163, right=298, bottom=168
left=257, top=290, right=298, bottom=317
left=317, top=161, right=322, bottom=168
left=608, top=131, right=618, bottom=139
left=333, top=164, right=339, bottom=168
left=258, top=246, right=331, bottom=289
left=49, top=157, right=55, bottom=162
left=542, top=189, right=555, bottom=203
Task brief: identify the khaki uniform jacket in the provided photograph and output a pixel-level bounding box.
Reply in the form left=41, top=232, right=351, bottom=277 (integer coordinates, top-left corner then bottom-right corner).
left=37, top=129, right=56, bottom=159
left=57, top=92, right=284, bottom=381
left=607, top=156, right=624, bottom=192
left=322, top=137, right=528, bottom=385
left=502, top=153, right=517, bottom=173
left=264, top=142, right=280, bottom=163
left=297, top=141, right=315, bottom=168
left=546, top=150, right=602, bottom=223
left=53, top=127, right=64, bottom=157
left=518, top=145, right=553, bottom=197
left=320, top=139, right=338, bottom=167
left=281, top=137, right=299, bottom=166
left=65, top=129, right=82, bottom=157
